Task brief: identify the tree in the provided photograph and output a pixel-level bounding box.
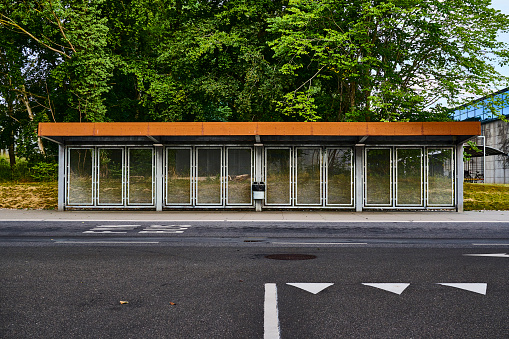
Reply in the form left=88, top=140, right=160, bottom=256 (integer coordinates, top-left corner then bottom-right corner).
left=267, top=0, right=509, bottom=122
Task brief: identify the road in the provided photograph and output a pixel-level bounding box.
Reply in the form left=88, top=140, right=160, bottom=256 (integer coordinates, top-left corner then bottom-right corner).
left=1, top=216, right=509, bottom=338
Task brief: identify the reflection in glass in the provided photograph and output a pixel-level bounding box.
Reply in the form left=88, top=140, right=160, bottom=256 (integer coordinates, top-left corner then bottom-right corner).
left=428, top=148, right=454, bottom=205
left=166, top=149, right=191, bottom=204
left=98, top=149, right=123, bottom=204
left=227, top=149, right=252, bottom=204
left=197, top=148, right=221, bottom=204
left=327, top=148, right=353, bottom=205
left=128, top=149, right=153, bottom=204
left=396, top=148, right=422, bottom=206
left=366, top=148, right=391, bottom=205
left=296, top=148, right=321, bottom=205
left=68, top=149, right=93, bottom=205
left=266, top=149, right=290, bottom=204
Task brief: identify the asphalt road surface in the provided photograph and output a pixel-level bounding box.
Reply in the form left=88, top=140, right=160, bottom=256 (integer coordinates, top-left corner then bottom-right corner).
left=1, top=220, right=508, bottom=338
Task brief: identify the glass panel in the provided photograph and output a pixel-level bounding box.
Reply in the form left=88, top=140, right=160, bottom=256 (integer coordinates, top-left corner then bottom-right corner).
left=266, top=149, right=290, bottom=204
left=166, top=149, right=191, bottom=204
left=197, top=148, right=221, bottom=204
left=68, top=149, right=93, bottom=205
left=296, top=148, right=321, bottom=205
left=327, top=148, right=353, bottom=205
left=366, top=148, right=391, bottom=205
left=428, top=148, right=454, bottom=206
left=227, top=149, right=252, bottom=204
left=128, top=149, right=153, bottom=204
left=98, top=149, right=123, bottom=204
left=396, top=148, right=422, bottom=206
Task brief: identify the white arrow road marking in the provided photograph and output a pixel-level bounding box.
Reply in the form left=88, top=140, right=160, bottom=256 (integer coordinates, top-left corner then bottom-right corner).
left=437, top=283, right=487, bottom=295
left=464, top=253, right=509, bottom=258
left=264, top=283, right=280, bottom=339
left=286, top=283, right=334, bottom=295
left=362, top=283, right=410, bottom=295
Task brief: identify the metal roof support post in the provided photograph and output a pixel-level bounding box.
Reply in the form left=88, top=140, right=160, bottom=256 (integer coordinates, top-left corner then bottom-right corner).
left=456, top=143, right=464, bottom=213
left=58, top=144, right=66, bottom=211
left=355, top=145, right=364, bottom=212
left=254, top=143, right=263, bottom=212
left=155, top=145, right=164, bottom=211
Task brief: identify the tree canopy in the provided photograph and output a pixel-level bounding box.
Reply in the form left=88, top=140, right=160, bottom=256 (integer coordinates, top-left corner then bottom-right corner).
left=1, top=0, right=509, bottom=162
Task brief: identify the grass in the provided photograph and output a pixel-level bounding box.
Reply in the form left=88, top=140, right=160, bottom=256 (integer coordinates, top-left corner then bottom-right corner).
left=0, top=181, right=508, bottom=210
left=463, top=183, right=509, bottom=211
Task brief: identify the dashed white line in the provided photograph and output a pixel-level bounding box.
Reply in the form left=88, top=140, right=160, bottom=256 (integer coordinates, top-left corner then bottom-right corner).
left=272, top=242, right=367, bottom=245
left=55, top=241, right=160, bottom=244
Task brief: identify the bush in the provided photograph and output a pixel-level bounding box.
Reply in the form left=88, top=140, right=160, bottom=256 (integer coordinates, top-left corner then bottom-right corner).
left=29, top=162, right=58, bottom=182
left=0, top=157, right=31, bottom=182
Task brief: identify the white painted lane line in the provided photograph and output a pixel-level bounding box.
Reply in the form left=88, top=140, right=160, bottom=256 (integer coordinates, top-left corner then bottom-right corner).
left=362, top=283, right=410, bottom=295
left=437, top=283, right=487, bottom=295
left=264, top=283, right=280, bottom=339
left=286, top=283, right=334, bottom=295
left=138, top=231, right=185, bottom=234
left=139, top=225, right=190, bottom=234
left=272, top=242, right=367, bottom=245
left=464, top=253, right=509, bottom=257
left=83, top=225, right=141, bottom=234
left=55, top=241, right=160, bottom=244
left=83, top=231, right=127, bottom=234
left=473, top=243, right=509, bottom=246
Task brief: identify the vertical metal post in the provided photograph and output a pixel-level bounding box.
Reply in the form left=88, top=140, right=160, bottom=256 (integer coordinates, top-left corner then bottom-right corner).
left=58, top=144, right=66, bottom=211
left=355, top=145, right=364, bottom=212
left=456, top=143, right=464, bottom=213
left=155, top=145, right=164, bottom=211
left=254, top=143, right=263, bottom=212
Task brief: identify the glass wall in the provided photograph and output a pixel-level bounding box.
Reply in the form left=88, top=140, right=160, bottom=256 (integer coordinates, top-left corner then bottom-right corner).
left=365, top=148, right=392, bottom=205
left=266, top=148, right=291, bottom=205
left=296, top=148, right=321, bottom=205
left=197, top=148, right=222, bottom=204
left=166, top=148, right=191, bottom=205
left=68, top=148, right=94, bottom=205
left=98, top=148, right=123, bottom=205
left=428, top=148, right=454, bottom=206
left=128, top=148, right=154, bottom=205
left=326, top=148, right=353, bottom=205
left=396, top=148, right=423, bottom=206
left=227, top=148, right=252, bottom=205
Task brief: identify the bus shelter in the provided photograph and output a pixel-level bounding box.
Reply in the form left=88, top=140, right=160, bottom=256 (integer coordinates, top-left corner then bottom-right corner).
left=38, top=122, right=480, bottom=212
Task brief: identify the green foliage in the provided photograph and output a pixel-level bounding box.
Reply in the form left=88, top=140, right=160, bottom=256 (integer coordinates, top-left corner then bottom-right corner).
left=0, top=157, right=31, bottom=182
left=29, top=162, right=58, bottom=182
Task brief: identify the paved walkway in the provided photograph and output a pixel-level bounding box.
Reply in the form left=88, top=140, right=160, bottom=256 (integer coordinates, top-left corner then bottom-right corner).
left=0, top=209, right=508, bottom=222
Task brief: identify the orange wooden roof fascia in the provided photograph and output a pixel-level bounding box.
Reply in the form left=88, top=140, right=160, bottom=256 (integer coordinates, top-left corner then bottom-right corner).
left=38, top=121, right=481, bottom=137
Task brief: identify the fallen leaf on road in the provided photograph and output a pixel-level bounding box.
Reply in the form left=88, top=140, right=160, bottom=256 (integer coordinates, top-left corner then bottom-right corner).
left=120, top=301, right=129, bottom=304
left=169, top=302, right=176, bottom=305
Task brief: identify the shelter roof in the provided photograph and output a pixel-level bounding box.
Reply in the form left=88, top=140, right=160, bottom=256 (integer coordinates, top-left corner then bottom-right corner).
left=39, top=122, right=481, bottom=145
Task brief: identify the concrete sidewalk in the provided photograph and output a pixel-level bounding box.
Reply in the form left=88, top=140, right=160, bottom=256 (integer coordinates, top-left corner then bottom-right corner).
left=0, top=209, right=508, bottom=222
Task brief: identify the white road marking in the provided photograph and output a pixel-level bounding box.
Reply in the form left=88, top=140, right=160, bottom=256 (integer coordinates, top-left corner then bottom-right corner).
left=272, top=242, right=367, bottom=245
left=362, top=283, right=410, bottom=295
left=473, top=243, right=509, bottom=246
left=264, top=283, right=280, bottom=339
left=55, top=241, right=160, bottom=244
left=437, top=283, right=487, bottom=295
left=83, top=225, right=140, bottom=234
left=464, top=253, right=509, bottom=257
left=138, top=225, right=190, bottom=234
left=286, top=283, right=334, bottom=295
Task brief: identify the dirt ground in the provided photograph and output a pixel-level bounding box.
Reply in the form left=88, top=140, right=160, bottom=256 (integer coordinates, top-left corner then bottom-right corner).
left=0, top=182, right=58, bottom=209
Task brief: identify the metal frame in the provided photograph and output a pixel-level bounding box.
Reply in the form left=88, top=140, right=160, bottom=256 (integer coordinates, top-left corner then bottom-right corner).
left=195, top=146, right=224, bottom=206
left=295, top=147, right=323, bottom=206
left=164, top=147, right=193, bottom=206
left=97, top=147, right=125, bottom=206
left=127, top=147, right=155, bottom=206
left=66, top=147, right=95, bottom=206
left=426, top=147, right=455, bottom=207
left=364, top=147, right=393, bottom=207
left=264, top=147, right=293, bottom=206
left=325, top=147, right=355, bottom=207
left=226, top=147, right=254, bottom=206
left=395, top=147, right=424, bottom=207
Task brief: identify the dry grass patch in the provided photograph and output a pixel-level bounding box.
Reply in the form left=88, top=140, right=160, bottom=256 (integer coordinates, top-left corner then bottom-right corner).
left=0, top=182, right=57, bottom=209
left=464, top=183, right=509, bottom=211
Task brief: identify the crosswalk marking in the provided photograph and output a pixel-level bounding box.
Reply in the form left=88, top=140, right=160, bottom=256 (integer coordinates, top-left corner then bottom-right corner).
left=83, top=225, right=141, bottom=233
left=83, top=224, right=191, bottom=234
